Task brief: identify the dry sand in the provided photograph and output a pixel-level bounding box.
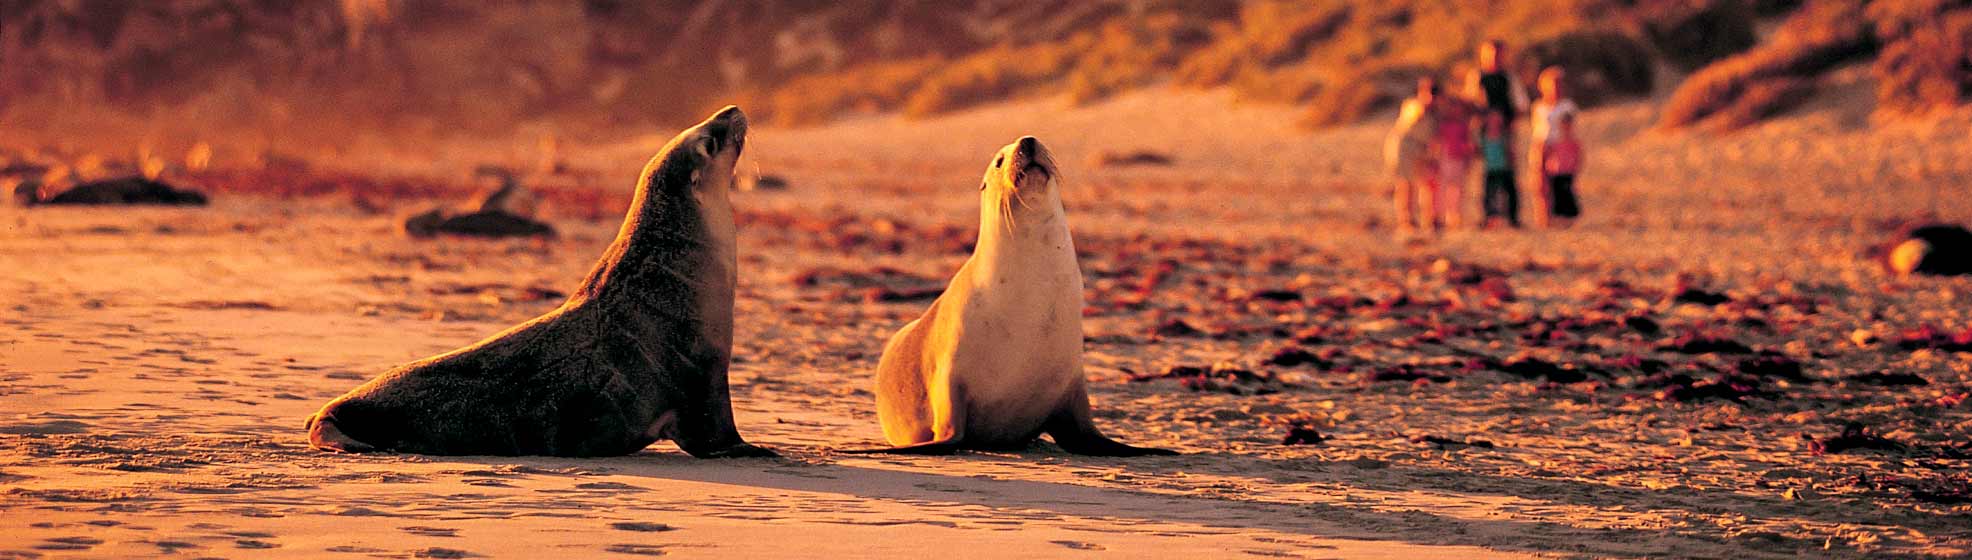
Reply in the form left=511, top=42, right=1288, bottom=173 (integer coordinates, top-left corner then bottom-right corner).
left=4, top=87, right=1971, bottom=558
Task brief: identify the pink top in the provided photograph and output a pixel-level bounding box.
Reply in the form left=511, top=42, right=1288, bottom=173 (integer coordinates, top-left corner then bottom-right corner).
left=1544, top=138, right=1582, bottom=175
left=1433, top=100, right=1477, bottom=159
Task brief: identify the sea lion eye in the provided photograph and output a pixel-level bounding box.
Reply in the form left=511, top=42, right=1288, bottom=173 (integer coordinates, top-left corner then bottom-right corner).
left=993, top=155, right=1004, bottom=168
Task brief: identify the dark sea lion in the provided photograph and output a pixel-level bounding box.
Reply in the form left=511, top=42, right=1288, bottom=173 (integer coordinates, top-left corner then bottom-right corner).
left=1886, top=224, right=1972, bottom=277
left=402, top=168, right=553, bottom=238
left=308, top=106, right=775, bottom=458
left=846, top=136, right=1176, bottom=457
left=15, top=176, right=208, bottom=206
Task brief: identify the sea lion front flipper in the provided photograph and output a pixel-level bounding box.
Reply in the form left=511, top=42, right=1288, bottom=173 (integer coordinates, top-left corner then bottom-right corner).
left=840, top=382, right=968, bottom=455
left=1043, top=382, right=1178, bottom=457
left=670, top=364, right=779, bottom=459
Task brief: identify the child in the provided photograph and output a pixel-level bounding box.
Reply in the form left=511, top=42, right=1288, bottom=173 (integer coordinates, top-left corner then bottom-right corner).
left=1430, top=92, right=1480, bottom=231
left=1479, top=113, right=1518, bottom=228
left=1386, top=79, right=1441, bottom=237
left=1542, top=113, right=1584, bottom=227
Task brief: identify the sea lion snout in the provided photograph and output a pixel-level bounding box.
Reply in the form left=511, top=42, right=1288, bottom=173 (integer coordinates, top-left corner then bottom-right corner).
left=704, top=106, right=748, bottom=154
left=1006, top=136, right=1056, bottom=190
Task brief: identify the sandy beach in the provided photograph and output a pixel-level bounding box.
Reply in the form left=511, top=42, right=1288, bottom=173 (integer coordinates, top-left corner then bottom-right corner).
left=4, top=87, right=1972, bottom=558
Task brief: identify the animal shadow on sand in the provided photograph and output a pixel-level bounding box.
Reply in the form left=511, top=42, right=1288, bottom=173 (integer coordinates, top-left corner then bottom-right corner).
left=437, top=448, right=1834, bottom=559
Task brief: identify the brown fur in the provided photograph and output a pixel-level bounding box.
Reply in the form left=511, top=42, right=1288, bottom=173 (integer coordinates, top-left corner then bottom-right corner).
left=306, top=107, right=773, bottom=458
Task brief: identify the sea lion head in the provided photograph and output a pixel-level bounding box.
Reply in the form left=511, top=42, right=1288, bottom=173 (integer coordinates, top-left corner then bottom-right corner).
left=982, top=136, right=1061, bottom=219
left=644, top=105, right=748, bottom=203
left=1888, top=238, right=1931, bottom=277
left=11, top=179, right=40, bottom=206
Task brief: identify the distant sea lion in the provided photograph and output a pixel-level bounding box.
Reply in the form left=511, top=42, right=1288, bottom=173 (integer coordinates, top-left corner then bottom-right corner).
left=309, top=106, right=776, bottom=458
left=14, top=176, right=208, bottom=206
left=849, top=136, right=1176, bottom=456
left=1885, top=224, right=1972, bottom=277
left=403, top=168, right=554, bottom=238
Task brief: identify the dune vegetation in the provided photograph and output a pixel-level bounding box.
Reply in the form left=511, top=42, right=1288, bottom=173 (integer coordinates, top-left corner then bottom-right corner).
left=1, top=0, right=1968, bottom=146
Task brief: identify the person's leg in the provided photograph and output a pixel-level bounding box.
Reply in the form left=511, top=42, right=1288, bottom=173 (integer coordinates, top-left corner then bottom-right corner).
left=1424, top=170, right=1445, bottom=233
left=1529, top=149, right=1551, bottom=229
left=1503, top=170, right=1522, bottom=228
left=1483, top=172, right=1506, bottom=227
left=1394, top=178, right=1416, bottom=234
left=1440, top=158, right=1467, bottom=229
left=1551, top=174, right=1579, bottom=227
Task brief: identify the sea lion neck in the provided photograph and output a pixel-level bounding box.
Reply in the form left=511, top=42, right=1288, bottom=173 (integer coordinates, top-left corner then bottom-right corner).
left=571, top=154, right=730, bottom=304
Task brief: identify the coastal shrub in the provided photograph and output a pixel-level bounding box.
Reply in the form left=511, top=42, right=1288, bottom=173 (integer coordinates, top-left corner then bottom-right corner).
left=1658, top=0, right=1877, bottom=129
left=1521, top=30, right=1658, bottom=104
left=1870, top=1, right=1972, bottom=114
left=1640, top=0, right=1760, bottom=71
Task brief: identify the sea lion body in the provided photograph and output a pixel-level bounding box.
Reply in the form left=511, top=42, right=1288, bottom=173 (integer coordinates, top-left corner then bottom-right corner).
left=402, top=168, right=553, bottom=238
left=17, top=176, right=208, bottom=206
left=308, top=106, right=772, bottom=458
left=860, top=137, right=1174, bottom=456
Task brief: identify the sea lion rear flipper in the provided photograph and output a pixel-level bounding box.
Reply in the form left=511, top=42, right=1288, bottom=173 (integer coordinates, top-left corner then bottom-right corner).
left=1043, top=385, right=1178, bottom=457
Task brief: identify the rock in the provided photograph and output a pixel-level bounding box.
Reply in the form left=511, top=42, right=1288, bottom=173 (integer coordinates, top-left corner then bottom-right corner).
left=1844, top=371, right=1928, bottom=386
left=1282, top=425, right=1327, bottom=446
left=1808, top=422, right=1902, bottom=455
left=1089, top=150, right=1174, bottom=168
left=738, top=173, right=791, bottom=192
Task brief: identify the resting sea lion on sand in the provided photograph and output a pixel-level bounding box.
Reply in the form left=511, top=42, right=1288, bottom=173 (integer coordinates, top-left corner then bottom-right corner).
left=846, top=136, right=1176, bottom=457
left=1885, top=224, right=1972, bottom=277
left=14, top=176, right=208, bottom=206
left=309, top=106, right=775, bottom=458
left=403, top=168, right=554, bottom=238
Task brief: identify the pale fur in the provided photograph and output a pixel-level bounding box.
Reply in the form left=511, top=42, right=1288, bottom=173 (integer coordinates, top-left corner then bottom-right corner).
left=864, top=137, right=1174, bottom=456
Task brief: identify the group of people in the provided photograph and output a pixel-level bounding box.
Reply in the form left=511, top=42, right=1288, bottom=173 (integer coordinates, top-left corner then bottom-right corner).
left=1387, top=39, right=1584, bottom=234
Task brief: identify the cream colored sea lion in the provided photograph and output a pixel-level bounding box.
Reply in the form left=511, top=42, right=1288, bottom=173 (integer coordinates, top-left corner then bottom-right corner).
left=849, top=136, right=1176, bottom=456
left=307, top=106, right=775, bottom=458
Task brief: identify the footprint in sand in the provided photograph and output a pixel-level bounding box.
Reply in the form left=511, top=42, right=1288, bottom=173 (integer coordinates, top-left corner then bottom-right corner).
left=604, top=544, right=668, bottom=556
left=235, top=539, right=280, bottom=549
left=34, top=536, right=103, bottom=551
left=1051, top=541, right=1104, bottom=551
left=0, top=419, right=92, bottom=435
left=413, top=547, right=480, bottom=558
left=147, top=540, right=202, bottom=554
left=400, top=526, right=460, bottom=538
left=608, top=522, right=675, bottom=532
left=574, top=482, right=646, bottom=491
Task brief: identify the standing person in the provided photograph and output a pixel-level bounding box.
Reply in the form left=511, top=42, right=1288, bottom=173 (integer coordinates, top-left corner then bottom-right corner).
left=1479, top=113, right=1519, bottom=228
left=1430, top=90, right=1481, bottom=230
left=1385, top=78, right=1441, bottom=237
left=1528, top=66, right=1579, bottom=227
left=1541, top=113, right=1584, bottom=227
left=1463, top=39, right=1530, bottom=223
